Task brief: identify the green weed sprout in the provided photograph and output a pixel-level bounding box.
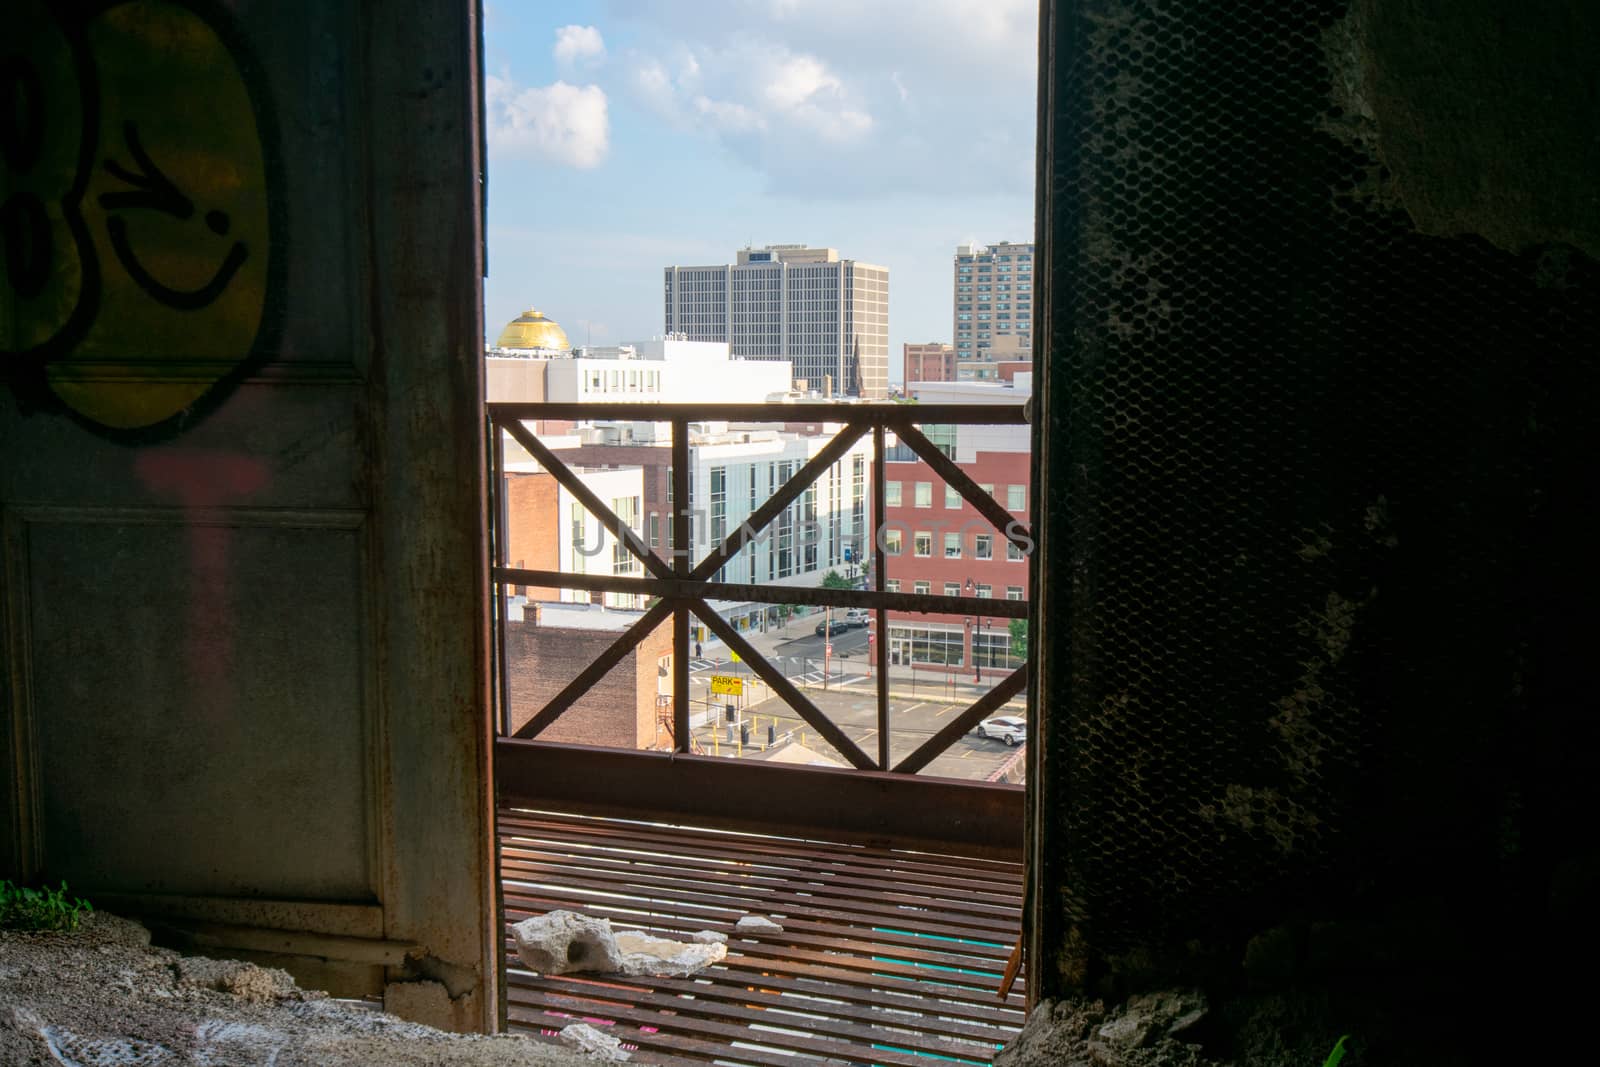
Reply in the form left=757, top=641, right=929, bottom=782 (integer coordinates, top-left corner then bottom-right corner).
left=1322, top=1034, right=1349, bottom=1067
left=0, top=880, right=93, bottom=932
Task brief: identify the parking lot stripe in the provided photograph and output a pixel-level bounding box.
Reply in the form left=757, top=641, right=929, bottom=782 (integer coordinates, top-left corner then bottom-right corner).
left=935, top=703, right=964, bottom=717
left=899, top=702, right=928, bottom=716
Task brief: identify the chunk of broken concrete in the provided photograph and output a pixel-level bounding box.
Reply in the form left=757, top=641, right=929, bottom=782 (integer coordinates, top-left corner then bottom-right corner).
left=174, top=956, right=297, bottom=1001
left=559, top=1022, right=630, bottom=1062
left=690, top=930, right=728, bottom=945
left=735, top=915, right=784, bottom=934
left=511, top=911, right=624, bottom=975
left=613, top=931, right=727, bottom=977
left=512, top=911, right=726, bottom=977
left=1095, top=990, right=1207, bottom=1050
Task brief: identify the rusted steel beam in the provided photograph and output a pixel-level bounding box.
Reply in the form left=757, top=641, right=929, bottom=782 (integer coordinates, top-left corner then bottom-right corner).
left=498, top=810, right=1022, bottom=880
left=896, top=422, right=1033, bottom=552
left=672, top=607, right=689, bottom=751
left=508, top=988, right=988, bottom=1067
left=508, top=599, right=673, bottom=739
left=691, top=598, right=874, bottom=769
left=893, top=664, right=1030, bottom=775
left=874, top=424, right=890, bottom=770
left=495, top=740, right=1022, bottom=859
left=501, top=866, right=1020, bottom=943
left=499, top=850, right=1023, bottom=939
left=487, top=401, right=1028, bottom=425
left=507, top=1006, right=825, bottom=1067
left=519, top=972, right=1014, bottom=1046
left=689, top=422, right=868, bottom=581
left=671, top=418, right=690, bottom=752
left=500, top=419, right=672, bottom=580
left=491, top=414, right=511, bottom=737
left=493, top=567, right=1030, bottom=618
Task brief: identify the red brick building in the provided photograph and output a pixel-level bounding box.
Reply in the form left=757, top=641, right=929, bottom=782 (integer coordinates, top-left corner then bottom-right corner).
left=903, top=342, right=957, bottom=385
left=881, top=446, right=1030, bottom=671
left=501, top=471, right=562, bottom=600
left=504, top=615, right=674, bottom=749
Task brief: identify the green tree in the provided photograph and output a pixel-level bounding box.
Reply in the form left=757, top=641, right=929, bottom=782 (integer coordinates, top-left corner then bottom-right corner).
left=819, top=569, right=852, bottom=590
left=1009, top=618, right=1029, bottom=659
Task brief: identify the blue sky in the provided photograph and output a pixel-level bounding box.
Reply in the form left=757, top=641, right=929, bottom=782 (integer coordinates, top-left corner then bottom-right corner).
left=482, top=1, right=1037, bottom=379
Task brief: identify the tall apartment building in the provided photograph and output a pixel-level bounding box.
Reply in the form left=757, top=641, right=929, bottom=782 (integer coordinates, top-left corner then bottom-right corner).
left=953, top=241, right=1035, bottom=369
left=664, top=245, right=889, bottom=400
left=903, top=342, right=956, bottom=385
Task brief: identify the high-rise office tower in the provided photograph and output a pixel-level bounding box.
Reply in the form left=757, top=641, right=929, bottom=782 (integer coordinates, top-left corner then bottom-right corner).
left=953, top=242, right=1035, bottom=377
left=664, top=245, right=889, bottom=399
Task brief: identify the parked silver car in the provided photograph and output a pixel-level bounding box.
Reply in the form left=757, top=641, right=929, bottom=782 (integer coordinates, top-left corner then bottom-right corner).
left=974, top=716, right=1027, bottom=746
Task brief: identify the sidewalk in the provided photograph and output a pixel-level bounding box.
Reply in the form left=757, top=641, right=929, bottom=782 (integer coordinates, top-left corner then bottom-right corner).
left=693, top=647, right=1025, bottom=708
left=692, top=613, right=1024, bottom=707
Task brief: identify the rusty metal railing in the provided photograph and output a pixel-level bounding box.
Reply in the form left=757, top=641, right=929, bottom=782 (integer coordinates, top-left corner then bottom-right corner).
left=488, top=402, right=1030, bottom=851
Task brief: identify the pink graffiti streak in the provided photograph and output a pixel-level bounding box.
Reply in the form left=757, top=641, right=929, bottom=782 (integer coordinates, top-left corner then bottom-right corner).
left=135, top=450, right=268, bottom=718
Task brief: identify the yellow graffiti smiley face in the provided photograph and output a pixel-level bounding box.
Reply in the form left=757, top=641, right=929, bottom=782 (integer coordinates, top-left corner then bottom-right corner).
left=2, top=0, right=274, bottom=434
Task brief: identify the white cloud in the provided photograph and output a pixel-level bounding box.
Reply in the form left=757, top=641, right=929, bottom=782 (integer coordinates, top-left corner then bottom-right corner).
left=598, top=0, right=1036, bottom=196
left=634, top=60, right=672, bottom=98
left=484, top=75, right=609, bottom=168
left=758, top=53, right=871, bottom=143
left=693, top=95, right=767, bottom=134
left=762, top=55, right=840, bottom=110
left=626, top=43, right=872, bottom=146
left=553, top=25, right=605, bottom=65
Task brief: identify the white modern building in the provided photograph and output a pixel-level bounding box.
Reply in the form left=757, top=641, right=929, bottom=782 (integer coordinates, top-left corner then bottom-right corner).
left=896, top=376, right=1033, bottom=458
left=504, top=461, right=648, bottom=611
left=663, top=245, right=889, bottom=400
left=688, top=424, right=874, bottom=636
left=543, top=338, right=793, bottom=405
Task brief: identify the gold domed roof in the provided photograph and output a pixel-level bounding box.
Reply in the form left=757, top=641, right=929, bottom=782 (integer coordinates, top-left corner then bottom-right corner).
left=495, top=308, right=570, bottom=351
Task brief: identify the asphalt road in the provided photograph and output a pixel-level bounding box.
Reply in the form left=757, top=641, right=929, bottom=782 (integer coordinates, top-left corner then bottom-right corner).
left=771, top=626, right=870, bottom=658
left=690, top=687, right=1024, bottom=783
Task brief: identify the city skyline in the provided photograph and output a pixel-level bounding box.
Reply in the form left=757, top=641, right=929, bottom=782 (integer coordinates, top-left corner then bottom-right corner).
left=481, top=1, right=1036, bottom=380
left=665, top=245, right=888, bottom=398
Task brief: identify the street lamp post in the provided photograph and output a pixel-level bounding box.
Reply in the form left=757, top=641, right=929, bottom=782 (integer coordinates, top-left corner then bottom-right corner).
left=965, top=579, right=983, bottom=684
left=823, top=603, right=831, bottom=691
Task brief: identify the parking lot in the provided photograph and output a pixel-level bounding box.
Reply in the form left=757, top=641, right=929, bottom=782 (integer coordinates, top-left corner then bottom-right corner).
left=688, top=685, right=1025, bottom=783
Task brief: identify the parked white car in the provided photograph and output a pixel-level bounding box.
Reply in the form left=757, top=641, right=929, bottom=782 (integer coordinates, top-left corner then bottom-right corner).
left=974, top=716, right=1027, bottom=746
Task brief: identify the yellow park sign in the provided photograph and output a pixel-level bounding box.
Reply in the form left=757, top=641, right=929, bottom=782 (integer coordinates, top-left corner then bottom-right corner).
left=710, top=675, right=743, bottom=697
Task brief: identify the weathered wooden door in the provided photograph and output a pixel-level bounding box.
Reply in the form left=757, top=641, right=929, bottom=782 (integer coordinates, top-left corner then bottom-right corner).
left=1, top=0, right=495, bottom=1030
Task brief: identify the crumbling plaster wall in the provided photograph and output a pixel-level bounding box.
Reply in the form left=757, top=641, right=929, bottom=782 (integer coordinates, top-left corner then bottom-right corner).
left=1359, top=0, right=1600, bottom=261
left=1029, top=0, right=1599, bottom=1062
